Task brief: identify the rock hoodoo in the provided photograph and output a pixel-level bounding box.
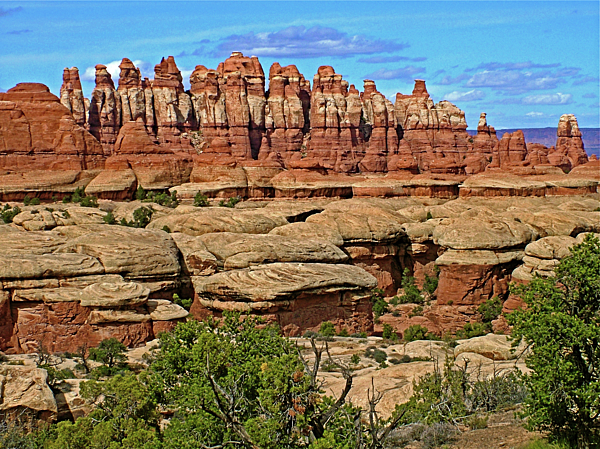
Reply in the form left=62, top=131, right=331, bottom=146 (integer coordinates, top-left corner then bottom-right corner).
left=1, top=52, right=593, bottom=203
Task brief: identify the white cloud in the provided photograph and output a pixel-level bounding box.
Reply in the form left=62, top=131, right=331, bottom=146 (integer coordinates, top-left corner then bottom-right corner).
left=81, top=59, right=148, bottom=82
left=444, top=89, right=485, bottom=102
left=522, top=92, right=573, bottom=105
left=526, top=112, right=545, bottom=117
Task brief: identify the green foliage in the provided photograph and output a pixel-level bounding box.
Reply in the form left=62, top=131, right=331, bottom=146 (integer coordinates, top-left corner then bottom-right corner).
left=172, top=293, right=192, bottom=311
left=336, top=328, right=349, bottom=337
left=350, top=354, right=360, bottom=365
left=382, top=323, right=398, bottom=341
left=135, top=186, right=146, bottom=201
left=398, top=268, right=424, bottom=304
left=408, top=305, right=424, bottom=317
left=423, top=266, right=440, bottom=297
left=1, top=204, right=21, bottom=223
left=218, top=196, right=242, bottom=208
left=364, top=347, right=387, bottom=364
left=403, top=324, right=438, bottom=342
left=120, top=206, right=153, bottom=228
left=426, top=211, right=433, bottom=220
left=319, top=321, right=336, bottom=337
left=88, top=338, right=127, bottom=373
left=371, top=288, right=389, bottom=318
left=65, top=186, right=98, bottom=208
left=508, top=234, right=600, bottom=447
left=150, top=314, right=314, bottom=448
left=44, top=373, right=161, bottom=449
left=103, top=211, right=116, bottom=225
left=40, top=366, right=75, bottom=387
left=161, top=225, right=171, bottom=233
left=78, top=196, right=98, bottom=207
left=138, top=187, right=179, bottom=208
left=478, top=296, right=503, bottom=322
left=193, top=192, right=209, bottom=207
left=455, top=322, right=491, bottom=339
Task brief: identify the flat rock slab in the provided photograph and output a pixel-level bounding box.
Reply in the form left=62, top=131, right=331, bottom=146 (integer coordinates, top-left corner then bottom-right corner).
left=54, top=225, right=180, bottom=278
left=193, top=262, right=378, bottom=303
left=0, top=365, right=57, bottom=417
left=80, top=281, right=150, bottom=307
left=197, top=232, right=348, bottom=270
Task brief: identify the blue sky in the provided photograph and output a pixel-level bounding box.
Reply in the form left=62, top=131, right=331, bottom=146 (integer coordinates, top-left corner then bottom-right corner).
left=0, top=1, right=598, bottom=129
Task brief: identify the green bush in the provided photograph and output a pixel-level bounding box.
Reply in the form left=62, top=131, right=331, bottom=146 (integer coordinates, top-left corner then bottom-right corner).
left=423, top=266, right=440, bottom=297
left=120, top=206, right=153, bottom=228
left=337, top=328, right=349, bottom=337
left=350, top=354, right=360, bottom=365
left=365, top=347, right=387, bottom=363
left=508, top=234, right=600, bottom=446
left=194, top=192, right=209, bottom=207
left=319, top=321, right=336, bottom=337
left=426, top=211, right=433, bottom=220
left=88, top=338, right=127, bottom=375
left=478, top=296, right=502, bottom=322
left=135, top=185, right=146, bottom=201
left=162, top=225, right=171, bottom=233
left=102, top=211, right=116, bottom=225
left=172, top=293, right=192, bottom=311
left=79, top=196, right=98, bottom=208
left=403, top=324, right=438, bottom=342
left=371, top=288, right=389, bottom=318
left=141, top=189, right=179, bottom=208
left=455, top=322, right=491, bottom=339
left=382, top=323, right=398, bottom=341
left=1, top=204, right=21, bottom=223
left=398, top=268, right=424, bottom=304
left=409, top=305, right=424, bottom=317
left=218, top=196, right=241, bottom=208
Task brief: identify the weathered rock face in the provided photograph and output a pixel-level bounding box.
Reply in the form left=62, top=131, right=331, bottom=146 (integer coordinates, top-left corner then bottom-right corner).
left=0, top=365, right=57, bottom=420
left=0, top=225, right=185, bottom=353
left=552, top=114, right=588, bottom=169
left=88, top=65, right=121, bottom=154
left=192, top=262, right=376, bottom=336
left=394, top=80, right=470, bottom=174
left=59, top=67, right=87, bottom=126
left=0, top=83, right=104, bottom=173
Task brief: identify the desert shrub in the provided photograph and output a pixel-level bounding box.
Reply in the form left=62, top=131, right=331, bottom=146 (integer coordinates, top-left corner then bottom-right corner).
left=371, top=288, right=389, bottom=318
left=135, top=185, right=146, bottom=200
left=398, top=268, right=423, bottom=304
left=350, top=332, right=367, bottom=339
left=337, top=328, right=349, bottom=337
left=389, top=295, right=400, bottom=306
left=409, top=305, right=424, bottom=317
left=455, top=322, right=491, bottom=339
left=78, top=195, right=98, bottom=208
left=194, top=192, right=209, bottom=207
left=508, top=234, right=600, bottom=447
left=365, top=347, right=387, bottom=363
left=350, top=354, right=360, bottom=365
left=423, top=266, right=440, bottom=297
left=426, top=211, right=433, bottom=220
left=120, top=206, right=153, bottom=228
left=218, top=196, right=241, bottom=208
left=142, top=190, right=179, bottom=208
left=102, top=211, right=116, bottom=225
left=478, top=296, right=503, bottom=322
left=172, top=293, right=192, bottom=311
left=469, top=369, right=528, bottom=412
left=464, top=414, right=488, bottom=430
left=303, top=330, right=318, bottom=339
left=88, top=338, right=127, bottom=376
left=1, top=204, right=21, bottom=223
left=382, top=323, right=398, bottom=341
left=319, top=321, right=336, bottom=337
left=162, top=225, right=171, bottom=233
left=403, top=324, right=434, bottom=342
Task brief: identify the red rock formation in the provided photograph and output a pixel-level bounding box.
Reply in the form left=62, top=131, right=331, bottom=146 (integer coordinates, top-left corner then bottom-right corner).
left=489, top=130, right=528, bottom=170
left=359, top=80, right=395, bottom=172
left=88, top=65, right=121, bottom=154
left=117, top=58, right=146, bottom=123
left=466, top=113, right=498, bottom=174
left=394, top=80, right=469, bottom=174
left=59, top=67, right=87, bottom=126
left=261, top=62, right=311, bottom=166
left=152, top=56, right=195, bottom=147
left=551, top=114, right=588, bottom=169
left=0, top=83, right=104, bottom=172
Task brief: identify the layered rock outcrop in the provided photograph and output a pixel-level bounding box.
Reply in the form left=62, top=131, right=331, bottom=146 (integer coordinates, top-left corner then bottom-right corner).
left=0, top=51, right=595, bottom=202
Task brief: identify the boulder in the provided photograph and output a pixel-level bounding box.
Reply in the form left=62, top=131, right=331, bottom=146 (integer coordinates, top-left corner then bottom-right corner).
left=0, top=365, right=57, bottom=420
